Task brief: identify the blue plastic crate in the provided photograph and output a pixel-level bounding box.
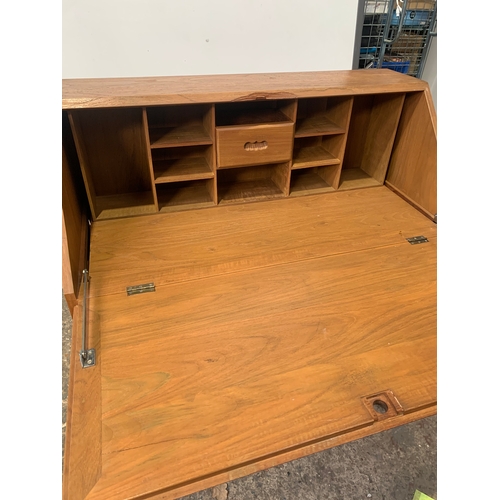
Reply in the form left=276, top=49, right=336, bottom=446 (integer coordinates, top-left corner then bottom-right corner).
left=373, top=59, right=410, bottom=74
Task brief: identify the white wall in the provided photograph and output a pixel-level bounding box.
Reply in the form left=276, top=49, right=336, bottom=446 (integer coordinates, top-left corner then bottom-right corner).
left=421, top=34, right=437, bottom=110
left=62, top=0, right=359, bottom=79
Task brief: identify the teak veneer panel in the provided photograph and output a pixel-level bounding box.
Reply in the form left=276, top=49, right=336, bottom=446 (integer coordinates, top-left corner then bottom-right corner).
left=62, top=130, right=89, bottom=313
left=69, top=233, right=435, bottom=500
left=65, top=188, right=436, bottom=499
left=62, top=70, right=428, bottom=109
left=88, top=187, right=436, bottom=298
left=63, top=306, right=102, bottom=500
left=386, top=89, right=437, bottom=218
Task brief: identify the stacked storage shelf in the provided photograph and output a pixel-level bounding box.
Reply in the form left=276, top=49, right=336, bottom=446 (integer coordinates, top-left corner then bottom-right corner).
left=67, top=92, right=410, bottom=220
left=290, top=97, right=353, bottom=196
left=146, top=104, right=217, bottom=212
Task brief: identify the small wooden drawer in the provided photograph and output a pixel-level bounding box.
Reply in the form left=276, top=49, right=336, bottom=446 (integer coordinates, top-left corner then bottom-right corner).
left=216, top=123, right=294, bottom=168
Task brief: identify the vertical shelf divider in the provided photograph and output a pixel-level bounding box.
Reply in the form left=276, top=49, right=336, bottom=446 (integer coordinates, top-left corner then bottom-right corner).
left=325, top=96, right=354, bottom=189
left=67, top=93, right=411, bottom=217
left=142, top=108, right=159, bottom=212
left=358, top=93, right=405, bottom=183
left=283, top=99, right=298, bottom=196
left=205, top=104, right=218, bottom=206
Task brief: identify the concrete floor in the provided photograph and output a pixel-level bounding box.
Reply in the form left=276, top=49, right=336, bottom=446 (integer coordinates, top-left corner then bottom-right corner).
left=62, top=294, right=437, bottom=500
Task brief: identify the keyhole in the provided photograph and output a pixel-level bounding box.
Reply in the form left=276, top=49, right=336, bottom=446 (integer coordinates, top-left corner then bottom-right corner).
left=372, top=400, right=388, bottom=414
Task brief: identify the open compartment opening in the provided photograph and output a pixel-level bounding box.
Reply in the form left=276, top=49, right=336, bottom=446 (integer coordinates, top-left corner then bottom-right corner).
left=147, top=104, right=214, bottom=148
left=68, top=107, right=156, bottom=220
left=217, top=163, right=289, bottom=204
left=340, top=93, right=405, bottom=190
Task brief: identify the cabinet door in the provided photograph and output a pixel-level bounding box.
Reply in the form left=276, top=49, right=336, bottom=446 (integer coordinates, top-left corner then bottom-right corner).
left=386, top=87, right=437, bottom=220
left=62, top=112, right=90, bottom=315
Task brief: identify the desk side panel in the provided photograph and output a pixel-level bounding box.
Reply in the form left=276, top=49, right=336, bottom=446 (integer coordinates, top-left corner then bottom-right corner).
left=386, top=87, right=437, bottom=219
left=62, top=112, right=90, bottom=315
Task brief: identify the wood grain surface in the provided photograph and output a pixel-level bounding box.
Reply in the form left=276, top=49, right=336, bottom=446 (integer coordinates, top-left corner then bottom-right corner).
left=62, top=139, right=89, bottom=314
left=216, top=122, right=294, bottom=168
left=63, top=305, right=102, bottom=500
left=62, top=70, right=428, bottom=109
left=88, top=187, right=436, bottom=298
left=87, top=241, right=436, bottom=500
left=64, top=187, right=436, bottom=500
left=386, top=86, right=437, bottom=217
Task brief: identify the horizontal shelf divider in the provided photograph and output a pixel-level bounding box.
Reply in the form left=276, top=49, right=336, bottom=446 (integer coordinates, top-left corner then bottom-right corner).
left=216, top=109, right=292, bottom=127
left=149, top=124, right=212, bottom=148
left=154, top=157, right=214, bottom=183
left=292, top=146, right=340, bottom=169
left=295, top=115, right=345, bottom=138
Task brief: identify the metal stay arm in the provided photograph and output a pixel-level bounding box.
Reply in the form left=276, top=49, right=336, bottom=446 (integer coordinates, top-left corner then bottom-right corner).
left=79, top=269, right=96, bottom=368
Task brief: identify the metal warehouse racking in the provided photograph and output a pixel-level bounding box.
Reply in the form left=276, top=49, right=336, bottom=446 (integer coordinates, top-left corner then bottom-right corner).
left=358, top=0, right=437, bottom=78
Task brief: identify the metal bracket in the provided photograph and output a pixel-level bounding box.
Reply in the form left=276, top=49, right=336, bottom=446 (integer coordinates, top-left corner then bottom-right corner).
left=80, top=348, right=96, bottom=368
left=406, top=235, right=429, bottom=245
left=127, top=283, right=156, bottom=296
left=79, top=269, right=96, bottom=368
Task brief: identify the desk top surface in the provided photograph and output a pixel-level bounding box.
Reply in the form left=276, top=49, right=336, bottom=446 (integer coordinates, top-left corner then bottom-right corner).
left=62, top=69, right=428, bottom=109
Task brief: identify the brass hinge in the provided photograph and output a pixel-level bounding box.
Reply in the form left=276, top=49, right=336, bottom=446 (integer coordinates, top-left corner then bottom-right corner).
left=127, top=283, right=156, bottom=296
left=406, top=235, right=429, bottom=245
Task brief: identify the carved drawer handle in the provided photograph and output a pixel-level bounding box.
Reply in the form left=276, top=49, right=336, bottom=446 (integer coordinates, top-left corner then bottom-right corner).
left=244, top=141, right=268, bottom=151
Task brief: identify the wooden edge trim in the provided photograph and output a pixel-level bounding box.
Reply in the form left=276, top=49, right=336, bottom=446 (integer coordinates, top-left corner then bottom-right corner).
left=137, top=404, right=436, bottom=500
left=423, top=84, right=437, bottom=138
left=62, top=209, right=90, bottom=316
left=385, top=181, right=436, bottom=223
left=62, top=210, right=75, bottom=316
left=63, top=301, right=102, bottom=500
left=62, top=71, right=429, bottom=110
left=64, top=294, right=78, bottom=317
